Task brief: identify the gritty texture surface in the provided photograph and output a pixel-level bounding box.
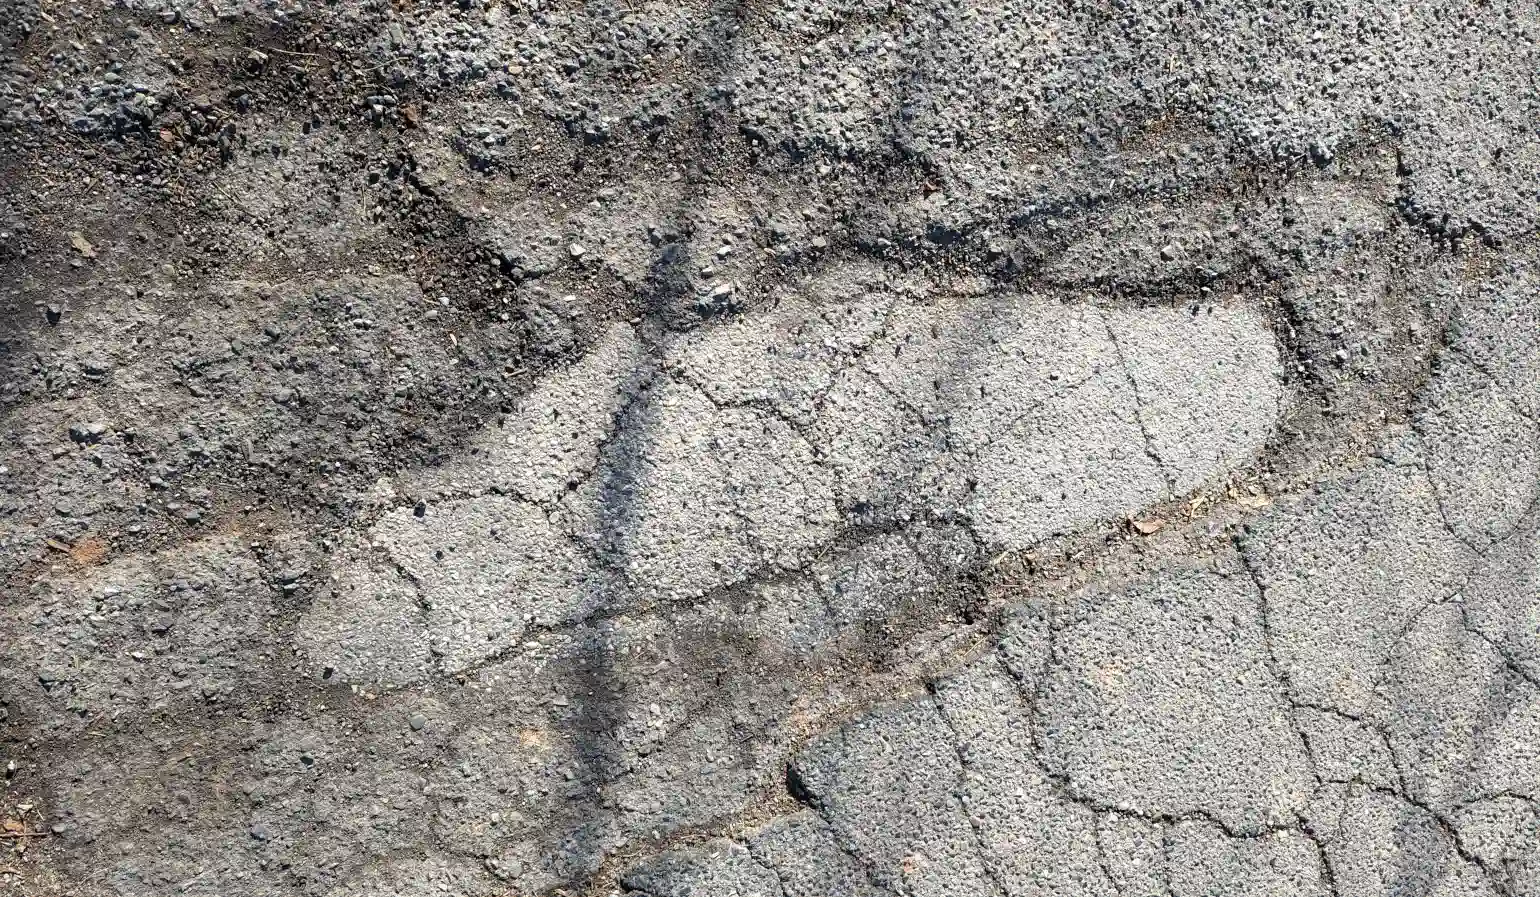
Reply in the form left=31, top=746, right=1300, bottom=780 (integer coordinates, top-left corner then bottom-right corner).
left=1, top=0, right=1539, bottom=895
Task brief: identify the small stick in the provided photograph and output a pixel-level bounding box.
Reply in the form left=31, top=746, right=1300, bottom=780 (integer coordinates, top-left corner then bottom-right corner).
left=0, top=832, right=48, bottom=839
left=263, top=46, right=325, bottom=59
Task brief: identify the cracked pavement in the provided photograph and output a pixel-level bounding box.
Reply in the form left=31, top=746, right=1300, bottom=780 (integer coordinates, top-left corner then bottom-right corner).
left=2, top=0, right=1540, bottom=895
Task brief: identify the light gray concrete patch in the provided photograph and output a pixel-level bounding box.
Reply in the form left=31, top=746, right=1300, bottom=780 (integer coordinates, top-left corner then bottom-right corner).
left=1037, top=556, right=1314, bottom=834
left=933, top=298, right=1118, bottom=454
left=388, top=278, right=1283, bottom=629
left=1242, top=437, right=1479, bottom=716
left=1106, top=302, right=1284, bottom=495
left=788, top=696, right=1000, bottom=897
left=562, top=379, right=756, bottom=600
left=954, top=298, right=1280, bottom=547
left=621, top=839, right=786, bottom=897
left=933, top=656, right=1112, bottom=897
left=373, top=493, right=610, bottom=673
left=554, top=373, right=845, bottom=598
left=718, top=404, right=841, bottom=571
left=745, top=811, right=888, bottom=897
left=1164, top=821, right=1330, bottom=897
left=966, top=368, right=1165, bottom=548
left=808, top=363, right=942, bottom=515
left=667, top=287, right=892, bottom=426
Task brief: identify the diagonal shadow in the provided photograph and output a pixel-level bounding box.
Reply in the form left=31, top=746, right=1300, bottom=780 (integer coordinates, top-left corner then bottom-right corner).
left=552, top=0, right=756, bottom=881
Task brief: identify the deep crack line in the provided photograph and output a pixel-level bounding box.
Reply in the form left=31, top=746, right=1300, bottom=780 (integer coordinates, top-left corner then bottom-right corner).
left=1300, top=823, right=1345, bottom=897
left=1091, top=815, right=1136, bottom=897
left=1103, top=315, right=1177, bottom=497
left=1410, top=421, right=1488, bottom=556
left=1362, top=783, right=1519, bottom=897
left=925, top=685, right=1010, bottom=897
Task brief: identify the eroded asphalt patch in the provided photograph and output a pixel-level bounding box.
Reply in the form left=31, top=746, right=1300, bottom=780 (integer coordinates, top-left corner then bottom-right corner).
left=2, top=0, right=1539, bottom=895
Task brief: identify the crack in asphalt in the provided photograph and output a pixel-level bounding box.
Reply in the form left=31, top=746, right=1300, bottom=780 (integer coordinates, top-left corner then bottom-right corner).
left=924, top=685, right=1010, bottom=897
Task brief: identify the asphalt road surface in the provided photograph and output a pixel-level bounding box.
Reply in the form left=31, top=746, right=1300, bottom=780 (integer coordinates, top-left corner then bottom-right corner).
left=2, top=0, right=1538, bottom=894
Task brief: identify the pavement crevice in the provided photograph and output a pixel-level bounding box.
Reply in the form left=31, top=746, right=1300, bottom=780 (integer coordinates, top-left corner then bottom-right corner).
left=782, top=757, right=896, bottom=892
left=731, top=836, right=792, bottom=897
left=1298, top=822, right=1345, bottom=897
left=1103, top=315, right=1177, bottom=497
left=1456, top=605, right=1540, bottom=693
left=1090, top=824, right=1127, bottom=897
left=992, top=607, right=1304, bottom=842
left=924, top=684, right=1010, bottom=897
left=9, top=3, right=1540, bottom=892
left=1361, top=783, right=1518, bottom=897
